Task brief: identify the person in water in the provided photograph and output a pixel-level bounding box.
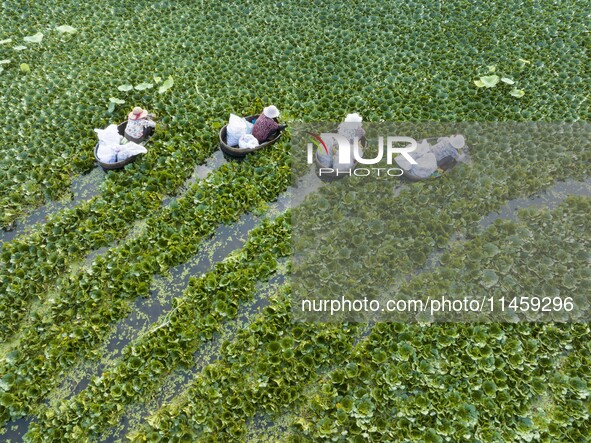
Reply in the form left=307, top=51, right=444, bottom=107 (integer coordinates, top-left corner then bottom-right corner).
left=252, top=105, right=280, bottom=143
left=124, top=106, right=156, bottom=142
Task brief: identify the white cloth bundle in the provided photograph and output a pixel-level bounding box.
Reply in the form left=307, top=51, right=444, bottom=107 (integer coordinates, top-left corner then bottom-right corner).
left=95, top=125, right=147, bottom=163
left=238, top=134, right=259, bottom=150
left=115, top=142, right=147, bottom=161
left=226, top=114, right=247, bottom=146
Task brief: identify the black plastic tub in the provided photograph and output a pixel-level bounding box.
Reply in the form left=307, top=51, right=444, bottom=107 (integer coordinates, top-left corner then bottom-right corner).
left=218, top=114, right=283, bottom=158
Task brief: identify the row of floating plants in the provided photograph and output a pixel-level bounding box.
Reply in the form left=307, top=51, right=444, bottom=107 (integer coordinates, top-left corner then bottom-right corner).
left=2, top=0, right=590, bottom=227
left=0, top=0, right=291, bottom=229
left=25, top=214, right=291, bottom=442
left=0, top=3, right=580, bottom=231
left=289, top=198, right=590, bottom=442
left=545, top=329, right=591, bottom=440
left=0, top=0, right=590, bottom=440
left=0, top=127, right=216, bottom=341
left=3, top=121, right=588, bottom=434
left=0, top=141, right=290, bottom=427
left=126, top=285, right=360, bottom=442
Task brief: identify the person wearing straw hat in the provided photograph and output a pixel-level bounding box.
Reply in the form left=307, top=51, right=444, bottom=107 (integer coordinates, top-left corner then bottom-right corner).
left=252, top=105, right=282, bottom=143
left=124, top=106, right=156, bottom=143
left=337, top=113, right=365, bottom=143
left=329, top=113, right=365, bottom=171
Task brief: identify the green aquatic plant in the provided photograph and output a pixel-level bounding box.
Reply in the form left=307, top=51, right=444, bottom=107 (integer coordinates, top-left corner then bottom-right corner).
left=480, top=269, right=499, bottom=288
left=474, top=65, right=526, bottom=98
left=23, top=32, right=43, bottom=43
left=55, top=25, right=77, bottom=34
left=158, top=76, right=174, bottom=94
left=107, top=97, right=125, bottom=113
left=0, top=0, right=590, bottom=440
left=117, top=84, right=134, bottom=92
left=0, top=143, right=291, bottom=429
left=134, top=82, right=153, bottom=91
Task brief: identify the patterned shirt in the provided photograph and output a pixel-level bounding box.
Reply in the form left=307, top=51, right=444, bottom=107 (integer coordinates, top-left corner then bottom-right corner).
left=252, top=114, right=279, bottom=143
left=125, top=118, right=156, bottom=140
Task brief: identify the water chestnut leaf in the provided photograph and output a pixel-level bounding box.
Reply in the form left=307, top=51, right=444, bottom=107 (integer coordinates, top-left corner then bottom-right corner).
left=158, top=76, right=174, bottom=94
left=135, top=82, right=153, bottom=90
left=118, top=84, right=134, bottom=92
left=23, top=33, right=43, bottom=43
left=481, top=269, right=499, bottom=288
left=479, top=75, right=500, bottom=88
left=55, top=25, right=77, bottom=34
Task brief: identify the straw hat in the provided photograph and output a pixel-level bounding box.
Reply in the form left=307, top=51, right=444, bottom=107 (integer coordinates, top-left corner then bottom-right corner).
left=263, top=105, right=280, bottom=119
left=128, top=106, right=148, bottom=120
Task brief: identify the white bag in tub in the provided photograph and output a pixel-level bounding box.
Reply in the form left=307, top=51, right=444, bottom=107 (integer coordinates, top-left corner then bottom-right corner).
left=95, top=125, right=121, bottom=163
left=431, top=137, right=459, bottom=162
left=226, top=114, right=247, bottom=146
left=96, top=144, right=117, bottom=163
left=116, top=142, right=148, bottom=162
left=394, top=154, right=413, bottom=171
left=415, top=139, right=432, bottom=156
left=238, top=134, right=259, bottom=150
left=95, top=125, right=120, bottom=145
left=244, top=118, right=254, bottom=135
left=409, top=152, right=437, bottom=178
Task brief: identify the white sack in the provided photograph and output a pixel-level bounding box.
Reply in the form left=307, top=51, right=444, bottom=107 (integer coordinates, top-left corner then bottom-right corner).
left=238, top=134, right=259, bottom=150
left=227, top=114, right=247, bottom=146
left=116, top=142, right=147, bottom=161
